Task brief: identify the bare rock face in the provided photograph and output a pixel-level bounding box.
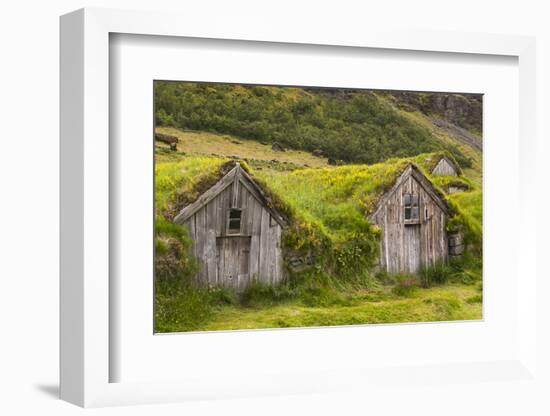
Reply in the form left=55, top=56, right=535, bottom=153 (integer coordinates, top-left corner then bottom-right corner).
left=386, top=92, right=482, bottom=133
left=430, top=94, right=482, bottom=132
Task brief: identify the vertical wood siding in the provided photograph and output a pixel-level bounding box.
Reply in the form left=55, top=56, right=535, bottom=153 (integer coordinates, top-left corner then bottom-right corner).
left=432, top=158, right=458, bottom=176
left=372, top=174, right=448, bottom=273
left=183, top=179, right=284, bottom=288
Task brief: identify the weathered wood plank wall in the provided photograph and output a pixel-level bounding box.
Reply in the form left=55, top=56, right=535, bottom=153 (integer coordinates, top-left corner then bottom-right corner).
left=432, top=158, right=458, bottom=176
left=182, top=178, right=284, bottom=289
left=372, top=174, right=448, bottom=273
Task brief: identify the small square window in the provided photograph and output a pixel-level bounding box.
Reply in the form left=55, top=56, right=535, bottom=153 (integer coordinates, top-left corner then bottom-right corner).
left=404, top=193, right=419, bottom=221
left=227, top=209, right=242, bottom=234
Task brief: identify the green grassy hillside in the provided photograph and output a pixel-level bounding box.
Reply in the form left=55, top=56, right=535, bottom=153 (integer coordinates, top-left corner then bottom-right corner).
left=156, top=127, right=329, bottom=168
left=155, top=82, right=475, bottom=167
left=153, top=82, right=483, bottom=332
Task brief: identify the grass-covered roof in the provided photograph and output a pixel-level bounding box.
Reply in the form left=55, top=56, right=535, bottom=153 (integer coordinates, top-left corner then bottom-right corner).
left=156, top=151, right=480, bottom=255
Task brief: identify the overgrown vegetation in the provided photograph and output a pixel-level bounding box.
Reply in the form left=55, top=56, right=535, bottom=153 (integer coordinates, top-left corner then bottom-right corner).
left=156, top=275, right=482, bottom=332
left=153, top=84, right=483, bottom=332
left=154, top=149, right=482, bottom=332
left=155, top=260, right=482, bottom=332
left=155, top=82, right=471, bottom=166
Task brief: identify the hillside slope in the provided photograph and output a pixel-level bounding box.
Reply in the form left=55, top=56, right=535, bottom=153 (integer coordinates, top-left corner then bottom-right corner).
left=155, top=82, right=482, bottom=168
left=155, top=127, right=328, bottom=169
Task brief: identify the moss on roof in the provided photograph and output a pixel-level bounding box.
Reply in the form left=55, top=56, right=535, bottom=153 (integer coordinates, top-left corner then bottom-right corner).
left=156, top=151, right=480, bottom=261
left=407, top=151, right=463, bottom=175
left=155, top=157, right=234, bottom=219
left=254, top=154, right=452, bottom=243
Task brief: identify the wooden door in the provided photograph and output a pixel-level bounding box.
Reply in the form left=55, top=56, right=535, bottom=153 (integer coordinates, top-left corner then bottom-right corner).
left=216, top=236, right=251, bottom=290
left=404, top=224, right=421, bottom=273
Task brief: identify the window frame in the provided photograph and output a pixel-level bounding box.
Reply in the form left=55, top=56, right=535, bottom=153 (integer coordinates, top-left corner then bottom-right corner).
left=403, top=193, right=421, bottom=225
left=226, top=208, right=244, bottom=235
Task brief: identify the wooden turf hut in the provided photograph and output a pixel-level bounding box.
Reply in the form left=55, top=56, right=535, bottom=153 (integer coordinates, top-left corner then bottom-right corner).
left=431, top=156, right=459, bottom=176
left=174, top=163, right=286, bottom=290
left=369, top=164, right=451, bottom=273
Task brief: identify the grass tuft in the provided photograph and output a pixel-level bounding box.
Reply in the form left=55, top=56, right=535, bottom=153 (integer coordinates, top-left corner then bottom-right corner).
left=418, top=261, right=454, bottom=288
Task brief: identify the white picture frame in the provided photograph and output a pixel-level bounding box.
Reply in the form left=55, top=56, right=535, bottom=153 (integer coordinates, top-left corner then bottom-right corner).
left=60, top=8, right=538, bottom=408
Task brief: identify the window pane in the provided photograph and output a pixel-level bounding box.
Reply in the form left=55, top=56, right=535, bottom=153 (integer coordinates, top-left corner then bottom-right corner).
left=229, top=209, right=242, bottom=219
left=405, top=206, right=411, bottom=219
left=411, top=207, right=419, bottom=219
left=404, top=194, right=411, bottom=206
left=228, top=209, right=242, bottom=233
left=229, top=219, right=241, bottom=232
left=411, top=195, right=419, bottom=206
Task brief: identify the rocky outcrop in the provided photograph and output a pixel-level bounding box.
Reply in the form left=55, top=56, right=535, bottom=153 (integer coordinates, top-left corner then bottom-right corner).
left=387, top=92, right=482, bottom=133
left=286, top=250, right=317, bottom=271
left=429, top=116, right=482, bottom=151
left=431, top=94, right=481, bottom=132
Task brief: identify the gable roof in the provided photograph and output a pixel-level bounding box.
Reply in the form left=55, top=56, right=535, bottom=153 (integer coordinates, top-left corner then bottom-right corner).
left=432, top=156, right=461, bottom=175
left=369, top=163, right=451, bottom=220
left=173, top=163, right=287, bottom=227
